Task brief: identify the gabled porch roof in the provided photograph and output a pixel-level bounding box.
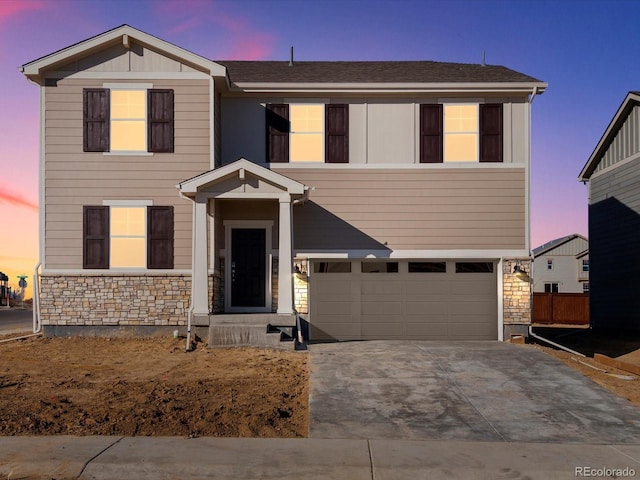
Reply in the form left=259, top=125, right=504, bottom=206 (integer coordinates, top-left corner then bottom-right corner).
left=177, top=158, right=307, bottom=198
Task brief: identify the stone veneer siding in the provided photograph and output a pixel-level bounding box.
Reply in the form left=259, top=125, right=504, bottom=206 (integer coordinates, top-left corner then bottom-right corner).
left=503, top=258, right=532, bottom=325
left=39, top=274, right=191, bottom=326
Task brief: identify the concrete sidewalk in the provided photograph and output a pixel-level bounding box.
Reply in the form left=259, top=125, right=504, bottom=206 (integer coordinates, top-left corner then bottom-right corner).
left=1, top=436, right=639, bottom=480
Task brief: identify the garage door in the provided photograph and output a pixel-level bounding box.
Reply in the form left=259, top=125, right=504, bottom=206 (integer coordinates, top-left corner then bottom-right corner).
left=309, top=260, right=497, bottom=341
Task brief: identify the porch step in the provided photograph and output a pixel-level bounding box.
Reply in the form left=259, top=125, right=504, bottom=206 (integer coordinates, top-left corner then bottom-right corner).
left=200, top=313, right=297, bottom=326
left=207, top=324, right=296, bottom=350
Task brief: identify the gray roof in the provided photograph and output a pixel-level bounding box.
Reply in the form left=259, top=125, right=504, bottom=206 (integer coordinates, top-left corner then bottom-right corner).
left=216, top=60, right=543, bottom=84
left=532, top=234, right=587, bottom=257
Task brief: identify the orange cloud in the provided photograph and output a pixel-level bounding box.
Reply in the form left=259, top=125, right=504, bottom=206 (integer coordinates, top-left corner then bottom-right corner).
left=0, top=188, right=38, bottom=212
left=228, top=33, right=275, bottom=60
left=0, top=0, right=47, bottom=24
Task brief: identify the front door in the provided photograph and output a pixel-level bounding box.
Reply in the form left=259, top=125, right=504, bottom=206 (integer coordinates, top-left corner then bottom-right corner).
left=231, top=228, right=266, bottom=308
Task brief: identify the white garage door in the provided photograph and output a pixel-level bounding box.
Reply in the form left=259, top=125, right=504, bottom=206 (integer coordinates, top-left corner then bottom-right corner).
left=310, top=260, right=498, bottom=341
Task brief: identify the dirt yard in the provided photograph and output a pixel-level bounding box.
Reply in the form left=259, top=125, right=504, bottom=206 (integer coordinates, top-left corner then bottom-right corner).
left=0, top=335, right=308, bottom=437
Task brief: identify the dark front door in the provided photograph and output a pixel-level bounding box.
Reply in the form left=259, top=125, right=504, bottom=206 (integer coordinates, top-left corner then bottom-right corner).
left=231, top=228, right=266, bottom=308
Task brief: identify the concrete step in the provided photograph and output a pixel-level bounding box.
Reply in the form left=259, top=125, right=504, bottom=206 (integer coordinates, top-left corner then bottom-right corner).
left=207, top=324, right=296, bottom=350
left=208, top=314, right=297, bottom=326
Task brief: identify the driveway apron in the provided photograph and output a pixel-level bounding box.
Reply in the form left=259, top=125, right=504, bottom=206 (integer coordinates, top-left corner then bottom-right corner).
left=309, top=341, right=640, bottom=443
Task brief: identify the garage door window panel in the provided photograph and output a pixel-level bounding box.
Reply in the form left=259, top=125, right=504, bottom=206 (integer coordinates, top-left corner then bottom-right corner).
left=362, top=262, right=399, bottom=273
left=455, top=262, right=494, bottom=273
left=314, top=262, right=351, bottom=273
left=408, top=262, right=447, bottom=273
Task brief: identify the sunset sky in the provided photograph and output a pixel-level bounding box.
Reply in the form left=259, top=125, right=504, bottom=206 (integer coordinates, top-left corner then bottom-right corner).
left=1, top=0, right=639, bottom=299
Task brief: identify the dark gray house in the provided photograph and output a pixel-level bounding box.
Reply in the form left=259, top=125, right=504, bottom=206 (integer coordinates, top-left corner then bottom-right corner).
left=579, top=91, right=640, bottom=330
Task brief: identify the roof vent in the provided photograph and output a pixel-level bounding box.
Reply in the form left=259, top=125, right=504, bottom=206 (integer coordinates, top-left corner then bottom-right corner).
left=289, top=46, right=294, bottom=67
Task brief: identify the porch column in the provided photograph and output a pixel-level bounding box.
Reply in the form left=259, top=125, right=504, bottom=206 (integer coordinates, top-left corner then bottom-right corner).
left=277, top=197, right=294, bottom=315
left=192, top=194, right=209, bottom=315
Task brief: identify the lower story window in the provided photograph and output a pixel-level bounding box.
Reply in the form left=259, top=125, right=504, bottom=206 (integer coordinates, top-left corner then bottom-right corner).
left=583, top=283, right=590, bottom=293
left=83, top=204, right=174, bottom=269
left=110, top=207, right=146, bottom=268
left=544, top=283, right=559, bottom=293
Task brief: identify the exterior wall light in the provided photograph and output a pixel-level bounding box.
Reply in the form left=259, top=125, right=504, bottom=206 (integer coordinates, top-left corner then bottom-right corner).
left=513, top=264, right=531, bottom=283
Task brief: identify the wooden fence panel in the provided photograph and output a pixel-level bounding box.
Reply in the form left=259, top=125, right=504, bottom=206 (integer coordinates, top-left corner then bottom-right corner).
left=532, top=293, right=589, bottom=326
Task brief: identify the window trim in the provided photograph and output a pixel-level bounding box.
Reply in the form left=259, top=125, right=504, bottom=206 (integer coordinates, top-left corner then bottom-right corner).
left=83, top=201, right=174, bottom=272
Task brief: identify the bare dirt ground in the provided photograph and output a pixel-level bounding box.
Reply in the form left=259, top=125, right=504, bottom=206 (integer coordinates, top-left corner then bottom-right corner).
left=0, top=335, right=308, bottom=437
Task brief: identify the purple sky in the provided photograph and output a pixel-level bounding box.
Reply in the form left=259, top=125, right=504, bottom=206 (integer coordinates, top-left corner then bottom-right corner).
left=1, top=0, right=639, bottom=296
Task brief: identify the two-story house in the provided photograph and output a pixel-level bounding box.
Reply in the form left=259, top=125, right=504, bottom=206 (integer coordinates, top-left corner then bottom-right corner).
left=21, top=25, right=546, bottom=345
left=579, top=91, right=640, bottom=330
left=532, top=234, right=589, bottom=294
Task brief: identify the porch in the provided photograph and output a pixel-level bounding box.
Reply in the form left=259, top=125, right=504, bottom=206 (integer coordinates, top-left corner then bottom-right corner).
left=178, top=159, right=309, bottom=348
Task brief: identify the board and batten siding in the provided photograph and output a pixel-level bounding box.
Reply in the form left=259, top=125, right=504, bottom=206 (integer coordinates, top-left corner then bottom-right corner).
left=589, top=154, right=640, bottom=329
left=220, top=98, right=529, bottom=166
left=281, top=168, right=526, bottom=250
left=44, top=77, right=210, bottom=269
left=594, top=105, right=640, bottom=175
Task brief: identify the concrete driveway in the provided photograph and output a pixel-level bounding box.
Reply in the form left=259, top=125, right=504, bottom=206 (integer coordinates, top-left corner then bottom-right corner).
left=310, top=341, right=640, bottom=443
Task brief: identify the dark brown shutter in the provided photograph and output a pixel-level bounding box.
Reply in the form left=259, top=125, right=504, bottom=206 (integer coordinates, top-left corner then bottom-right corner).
left=147, top=206, right=174, bottom=269
left=83, top=206, right=109, bottom=269
left=326, top=104, right=349, bottom=163
left=148, top=89, right=174, bottom=153
left=83, top=89, right=109, bottom=152
left=419, top=104, right=443, bottom=163
left=266, top=104, right=289, bottom=163
left=480, top=104, right=503, bottom=163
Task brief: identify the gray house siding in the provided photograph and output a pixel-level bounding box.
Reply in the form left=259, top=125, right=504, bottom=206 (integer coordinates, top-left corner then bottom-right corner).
left=589, top=155, right=640, bottom=329
left=595, top=105, right=640, bottom=175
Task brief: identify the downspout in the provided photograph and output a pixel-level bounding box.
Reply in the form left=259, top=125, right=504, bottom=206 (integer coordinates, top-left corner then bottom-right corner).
left=32, top=262, right=42, bottom=333
left=180, top=190, right=196, bottom=351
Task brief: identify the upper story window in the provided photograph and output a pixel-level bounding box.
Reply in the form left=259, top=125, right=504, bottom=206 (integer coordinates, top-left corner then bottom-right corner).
left=83, top=87, right=174, bottom=154
left=582, top=259, right=589, bottom=272
left=420, top=103, right=503, bottom=163
left=290, top=105, right=324, bottom=162
left=547, top=259, right=553, bottom=270
left=266, top=103, right=348, bottom=163
left=110, top=90, right=146, bottom=152
left=444, top=104, right=478, bottom=162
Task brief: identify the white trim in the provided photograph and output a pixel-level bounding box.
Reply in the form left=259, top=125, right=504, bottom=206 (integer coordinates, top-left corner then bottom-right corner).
left=294, top=249, right=529, bottom=259
left=210, top=76, right=215, bottom=169
left=524, top=100, right=531, bottom=253
left=47, top=71, right=211, bottom=80
left=21, top=25, right=226, bottom=82
left=102, top=199, right=153, bottom=206
left=269, top=162, right=525, bottom=170
left=41, top=269, right=191, bottom=275
left=39, top=84, right=46, bottom=269
left=103, top=82, right=153, bottom=89
left=103, top=151, right=154, bottom=157
left=224, top=220, right=274, bottom=313
left=229, top=82, right=548, bottom=95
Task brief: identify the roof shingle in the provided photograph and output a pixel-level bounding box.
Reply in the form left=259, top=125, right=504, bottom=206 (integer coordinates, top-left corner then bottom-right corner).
left=216, top=60, right=543, bottom=84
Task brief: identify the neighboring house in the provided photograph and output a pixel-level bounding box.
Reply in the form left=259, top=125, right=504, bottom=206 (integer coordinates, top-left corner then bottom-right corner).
left=21, top=25, right=546, bottom=344
left=532, top=234, right=589, bottom=294
left=579, top=91, right=640, bottom=330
